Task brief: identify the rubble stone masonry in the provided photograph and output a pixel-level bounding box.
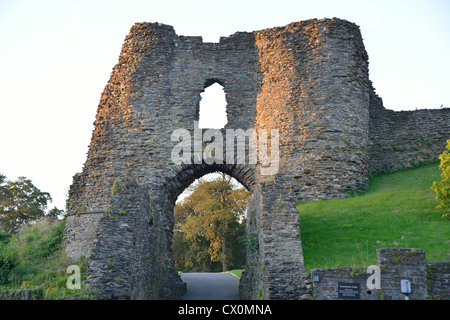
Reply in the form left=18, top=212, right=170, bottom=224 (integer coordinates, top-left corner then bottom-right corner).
left=64, top=18, right=450, bottom=299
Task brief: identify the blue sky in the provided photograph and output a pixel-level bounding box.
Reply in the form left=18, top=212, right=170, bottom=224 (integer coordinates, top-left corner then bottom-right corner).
left=0, top=0, right=449, bottom=210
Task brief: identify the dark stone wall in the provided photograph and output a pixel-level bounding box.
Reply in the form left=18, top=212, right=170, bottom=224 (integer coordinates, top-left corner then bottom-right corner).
left=427, top=261, right=450, bottom=300
left=311, top=267, right=380, bottom=300
left=312, top=248, right=450, bottom=300
left=377, top=248, right=428, bottom=300
left=369, top=87, right=450, bottom=174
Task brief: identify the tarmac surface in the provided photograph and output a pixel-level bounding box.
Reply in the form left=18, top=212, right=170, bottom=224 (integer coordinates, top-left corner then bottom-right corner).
left=180, top=272, right=240, bottom=300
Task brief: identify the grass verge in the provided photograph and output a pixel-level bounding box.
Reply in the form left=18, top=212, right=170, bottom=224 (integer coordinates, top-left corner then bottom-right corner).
left=228, top=269, right=243, bottom=278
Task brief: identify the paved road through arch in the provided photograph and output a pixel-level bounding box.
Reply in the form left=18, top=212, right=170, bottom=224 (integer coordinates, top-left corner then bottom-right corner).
left=181, top=273, right=240, bottom=300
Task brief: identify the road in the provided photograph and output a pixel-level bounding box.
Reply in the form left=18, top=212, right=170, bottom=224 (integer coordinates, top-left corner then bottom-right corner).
left=180, top=272, right=240, bottom=300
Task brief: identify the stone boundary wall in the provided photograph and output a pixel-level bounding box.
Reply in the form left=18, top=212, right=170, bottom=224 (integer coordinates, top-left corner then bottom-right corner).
left=427, top=262, right=450, bottom=300
left=369, top=88, right=450, bottom=174
left=310, top=267, right=380, bottom=300
left=311, top=248, right=450, bottom=300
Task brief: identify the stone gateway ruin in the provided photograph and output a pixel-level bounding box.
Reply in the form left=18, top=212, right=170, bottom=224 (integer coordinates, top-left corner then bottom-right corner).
left=63, top=18, right=450, bottom=300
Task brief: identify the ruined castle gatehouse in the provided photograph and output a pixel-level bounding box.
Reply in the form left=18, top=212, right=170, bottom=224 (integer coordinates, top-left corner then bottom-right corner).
left=63, top=18, right=450, bottom=300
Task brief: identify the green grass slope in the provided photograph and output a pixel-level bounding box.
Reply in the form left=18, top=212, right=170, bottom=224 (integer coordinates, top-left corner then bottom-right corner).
left=0, top=219, right=90, bottom=299
left=297, top=164, right=450, bottom=272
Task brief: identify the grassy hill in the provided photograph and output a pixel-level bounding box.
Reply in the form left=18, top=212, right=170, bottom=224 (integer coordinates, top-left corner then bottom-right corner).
left=297, top=163, right=450, bottom=272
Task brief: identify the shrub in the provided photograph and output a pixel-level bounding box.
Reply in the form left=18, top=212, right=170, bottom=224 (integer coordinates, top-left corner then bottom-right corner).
left=0, top=242, right=18, bottom=285
left=0, top=231, right=11, bottom=245
left=432, top=139, right=450, bottom=219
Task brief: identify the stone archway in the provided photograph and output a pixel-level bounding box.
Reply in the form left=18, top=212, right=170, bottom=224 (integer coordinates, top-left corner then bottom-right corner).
left=165, top=162, right=256, bottom=201
left=165, top=162, right=254, bottom=276
left=63, top=18, right=373, bottom=300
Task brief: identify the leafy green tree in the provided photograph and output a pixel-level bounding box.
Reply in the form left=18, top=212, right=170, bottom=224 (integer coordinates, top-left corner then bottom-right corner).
left=0, top=175, right=53, bottom=233
left=47, top=207, right=65, bottom=219
left=432, top=139, right=450, bottom=219
left=173, top=173, right=249, bottom=272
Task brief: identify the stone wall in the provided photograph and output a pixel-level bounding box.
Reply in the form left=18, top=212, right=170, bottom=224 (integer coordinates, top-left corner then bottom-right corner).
left=311, top=267, right=380, bottom=300
left=64, top=213, right=104, bottom=262
left=66, top=180, right=186, bottom=299
left=377, top=248, right=428, bottom=300
left=64, top=18, right=372, bottom=300
left=254, top=19, right=371, bottom=201
left=311, top=248, right=450, bottom=300
left=369, top=88, right=450, bottom=174
left=427, top=262, right=450, bottom=300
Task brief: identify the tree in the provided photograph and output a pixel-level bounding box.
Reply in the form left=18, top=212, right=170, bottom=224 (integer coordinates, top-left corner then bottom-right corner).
left=0, top=175, right=53, bottom=233
left=432, top=138, right=450, bottom=219
left=47, top=207, right=65, bottom=219
left=173, top=173, right=250, bottom=272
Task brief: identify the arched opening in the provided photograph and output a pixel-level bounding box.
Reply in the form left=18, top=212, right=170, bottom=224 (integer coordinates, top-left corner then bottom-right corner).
left=164, top=162, right=256, bottom=299
left=172, top=172, right=249, bottom=273
left=198, top=81, right=227, bottom=129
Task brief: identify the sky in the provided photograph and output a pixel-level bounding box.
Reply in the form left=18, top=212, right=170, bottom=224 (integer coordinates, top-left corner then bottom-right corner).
left=0, top=0, right=449, bottom=211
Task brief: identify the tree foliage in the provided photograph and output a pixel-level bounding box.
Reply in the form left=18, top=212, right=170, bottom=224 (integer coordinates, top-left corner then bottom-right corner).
left=0, top=175, right=53, bottom=233
left=432, top=139, right=450, bottom=219
left=173, top=173, right=250, bottom=272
